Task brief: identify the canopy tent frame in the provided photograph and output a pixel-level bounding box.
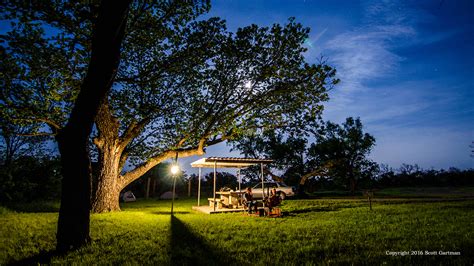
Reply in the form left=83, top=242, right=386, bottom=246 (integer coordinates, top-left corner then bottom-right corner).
left=191, top=157, right=273, bottom=211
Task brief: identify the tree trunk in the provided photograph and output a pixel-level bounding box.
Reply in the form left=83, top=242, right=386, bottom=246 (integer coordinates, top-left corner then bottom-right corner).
left=146, top=178, right=151, bottom=199
left=91, top=140, right=122, bottom=212
left=90, top=139, right=210, bottom=212
left=91, top=102, right=124, bottom=212
left=188, top=179, right=191, bottom=197
left=92, top=183, right=121, bottom=212
left=56, top=0, right=131, bottom=252
left=349, top=177, right=357, bottom=194
left=56, top=131, right=91, bottom=252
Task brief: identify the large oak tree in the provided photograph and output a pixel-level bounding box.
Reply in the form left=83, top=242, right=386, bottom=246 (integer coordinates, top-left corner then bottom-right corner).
left=1, top=0, right=338, bottom=222
left=92, top=17, right=338, bottom=212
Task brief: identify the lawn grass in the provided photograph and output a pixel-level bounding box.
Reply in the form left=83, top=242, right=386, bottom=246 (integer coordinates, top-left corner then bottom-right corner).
left=310, top=186, right=474, bottom=198
left=1, top=196, right=473, bottom=265
left=374, top=186, right=474, bottom=198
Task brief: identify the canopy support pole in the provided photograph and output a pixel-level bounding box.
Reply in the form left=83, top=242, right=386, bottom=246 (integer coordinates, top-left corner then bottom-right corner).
left=238, top=168, right=241, bottom=192
left=197, top=167, right=201, bottom=206
left=237, top=168, right=242, bottom=206
left=261, top=163, right=265, bottom=208
left=213, top=161, right=217, bottom=211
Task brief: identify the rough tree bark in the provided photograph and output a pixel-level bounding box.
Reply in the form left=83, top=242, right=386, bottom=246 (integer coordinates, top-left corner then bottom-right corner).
left=91, top=104, right=123, bottom=212
left=56, top=0, right=131, bottom=252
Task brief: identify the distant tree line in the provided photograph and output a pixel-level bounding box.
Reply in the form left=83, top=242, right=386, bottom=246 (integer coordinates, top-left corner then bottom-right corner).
left=2, top=116, right=473, bottom=202
left=374, top=164, right=474, bottom=188
left=1, top=153, right=472, bottom=202
left=86, top=163, right=474, bottom=197
left=300, top=164, right=473, bottom=193
left=231, top=117, right=474, bottom=194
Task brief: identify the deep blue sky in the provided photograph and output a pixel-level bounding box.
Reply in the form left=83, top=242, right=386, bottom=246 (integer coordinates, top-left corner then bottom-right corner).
left=182, top=0, right=474, bottom=174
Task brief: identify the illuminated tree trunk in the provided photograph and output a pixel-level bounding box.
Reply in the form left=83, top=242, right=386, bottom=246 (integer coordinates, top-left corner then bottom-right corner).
left=92, top=140, right=122, bottom=212
left=92, top=103, right=157, bottom=213
left=92, top=104, right=125, bottom=212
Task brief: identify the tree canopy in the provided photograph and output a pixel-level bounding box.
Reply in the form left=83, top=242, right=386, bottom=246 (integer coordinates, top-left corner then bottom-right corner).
left=1, top=0, right=339, bottom=212
left=309, top=117, right=377, bottom=192
left=232, top=117, right=377, bottom=193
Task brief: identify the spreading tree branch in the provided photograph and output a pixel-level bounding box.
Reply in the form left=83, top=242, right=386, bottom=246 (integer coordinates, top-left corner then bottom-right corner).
left=119, top=117, right=150, bottom=149
left=17, top=132, right=55, bottom=137
left=264, top=167, right=283, bottom=182
left=120, top=136, right=226, bottom=187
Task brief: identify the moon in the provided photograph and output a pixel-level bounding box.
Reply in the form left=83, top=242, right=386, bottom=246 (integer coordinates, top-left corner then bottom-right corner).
left=244, top=81, right=252, bottom=89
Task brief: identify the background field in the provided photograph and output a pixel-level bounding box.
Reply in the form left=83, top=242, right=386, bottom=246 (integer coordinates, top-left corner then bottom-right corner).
left=1, top=188, right=473, bottom=265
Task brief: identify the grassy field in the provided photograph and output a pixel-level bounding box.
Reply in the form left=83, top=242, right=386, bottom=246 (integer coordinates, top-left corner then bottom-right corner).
left=310, top=186, right=474, bottom=198
left=1, top=189, right=473, bottom=265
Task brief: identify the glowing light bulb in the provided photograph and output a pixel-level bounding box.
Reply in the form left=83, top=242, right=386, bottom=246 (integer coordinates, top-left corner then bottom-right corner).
left=170, top=165, right=180, bottom=175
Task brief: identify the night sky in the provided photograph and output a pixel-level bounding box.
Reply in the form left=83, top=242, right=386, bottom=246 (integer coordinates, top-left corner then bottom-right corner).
left=181, top=0, right=473, bottom=174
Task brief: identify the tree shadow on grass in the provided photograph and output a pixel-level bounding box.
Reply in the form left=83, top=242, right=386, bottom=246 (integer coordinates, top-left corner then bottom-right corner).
left=170, top=215, right=241, bottom=265
left=8, top=250, right=58, bottom=266
left=153, top=211, right=190, bottom=215
left=286, top=206, right=340, bottom=216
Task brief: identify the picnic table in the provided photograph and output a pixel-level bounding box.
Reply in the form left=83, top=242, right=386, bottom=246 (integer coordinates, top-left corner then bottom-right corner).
left=215, top=191, right=245, bottom=208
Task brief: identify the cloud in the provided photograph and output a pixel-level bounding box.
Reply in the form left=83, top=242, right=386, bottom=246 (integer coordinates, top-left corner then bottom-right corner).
left=320, top=0, right=456, bottom=120
left=325, top=1, right=418, bottom=93
left=320, top=0, right=473, bottom=169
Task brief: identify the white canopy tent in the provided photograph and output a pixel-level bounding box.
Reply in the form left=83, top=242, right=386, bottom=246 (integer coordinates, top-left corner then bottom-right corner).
left=190, top=157, right=273, bottom=211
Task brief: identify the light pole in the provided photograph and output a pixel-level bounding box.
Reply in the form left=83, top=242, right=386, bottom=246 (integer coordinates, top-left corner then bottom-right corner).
left=170, top=164, right=180, bottom=215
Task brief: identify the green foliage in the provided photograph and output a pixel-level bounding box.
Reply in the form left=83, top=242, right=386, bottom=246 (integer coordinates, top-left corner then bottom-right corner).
left=234, top=130, right=307, bottom=170
left=117, top=16, right=338, bottom=166
left=0, top=0, right=212, bottom=144
left=1, top=197, right=473, bottom=264
left=231, top=117, right=376, bottom=191
left=0, top=156, right=62, bottom=203
left=0, top=1, right=90, bottom=134
left=231, top=130, right=309, bottom=184
left=309, top=117, right=377, bottom=192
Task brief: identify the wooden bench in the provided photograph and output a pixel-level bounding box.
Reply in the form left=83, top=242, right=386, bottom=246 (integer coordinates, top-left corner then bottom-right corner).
left=208, top=198, right=224, bottom=208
